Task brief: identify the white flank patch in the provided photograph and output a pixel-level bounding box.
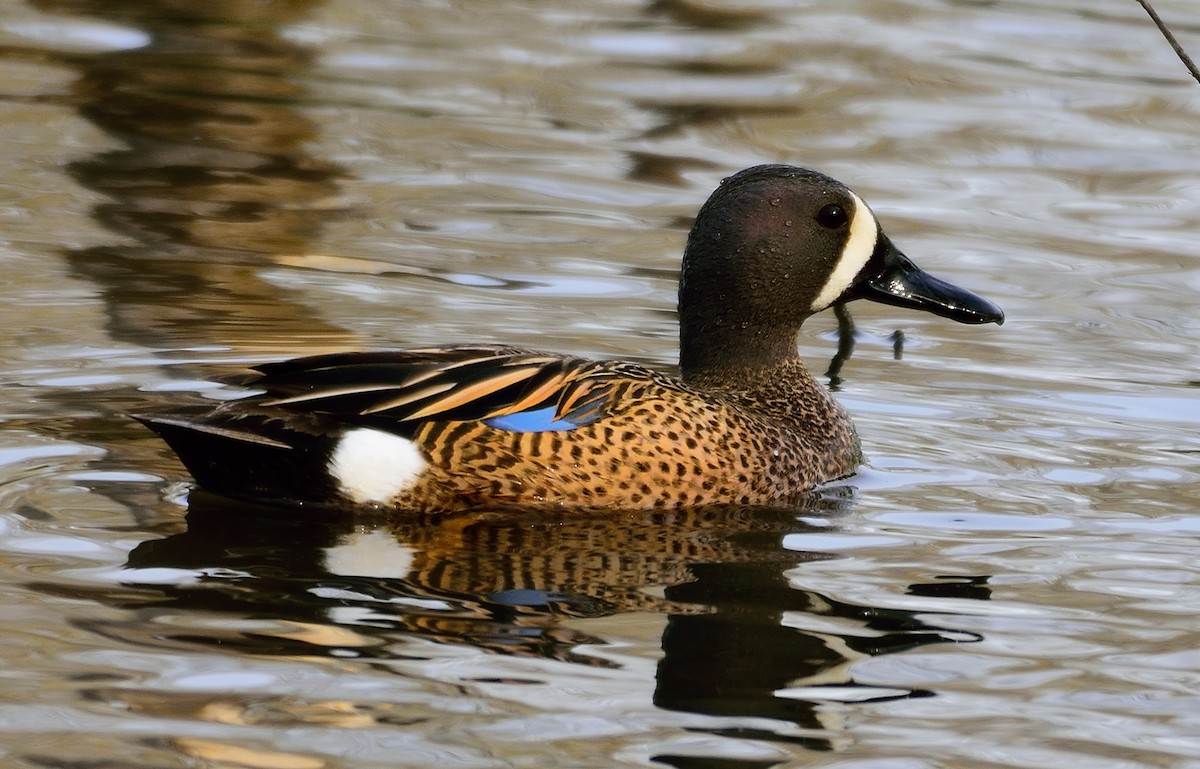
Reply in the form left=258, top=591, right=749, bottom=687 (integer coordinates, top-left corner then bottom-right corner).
left=328, top=428, right=427, bottom=505
left=810, top=191, right=879, bottom=312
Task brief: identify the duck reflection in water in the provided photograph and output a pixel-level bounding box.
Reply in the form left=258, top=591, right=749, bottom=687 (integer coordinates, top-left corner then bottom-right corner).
left=59, top=491, right=989, bottom=753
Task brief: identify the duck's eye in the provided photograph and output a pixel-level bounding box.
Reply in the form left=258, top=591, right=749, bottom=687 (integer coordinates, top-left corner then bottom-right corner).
left=815, top=203, right=848, bottom=229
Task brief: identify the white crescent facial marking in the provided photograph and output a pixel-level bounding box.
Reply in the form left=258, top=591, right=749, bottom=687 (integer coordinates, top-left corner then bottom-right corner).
left=810, top=191, right=879, bottom=312
left=328, top=428, right=427, bottom=505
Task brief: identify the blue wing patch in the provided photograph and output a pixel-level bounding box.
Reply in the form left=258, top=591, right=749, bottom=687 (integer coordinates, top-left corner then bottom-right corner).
left=484, top=405, right=598, bottom=433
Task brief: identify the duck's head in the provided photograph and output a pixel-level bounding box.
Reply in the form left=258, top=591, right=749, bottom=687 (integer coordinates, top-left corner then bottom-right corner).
left=678, top=164, right=1003, bottom=377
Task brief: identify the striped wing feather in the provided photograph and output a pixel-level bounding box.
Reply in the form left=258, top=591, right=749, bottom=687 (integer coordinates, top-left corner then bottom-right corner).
left=252, top=345, right=622, bottom=425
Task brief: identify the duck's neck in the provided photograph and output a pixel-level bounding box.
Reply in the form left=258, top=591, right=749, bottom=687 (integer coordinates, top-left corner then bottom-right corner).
left=683, top=354, right=836, bottom=422
left=678, top=314, right=802, bottom=381
left=678, top=309, right=811, bottom=417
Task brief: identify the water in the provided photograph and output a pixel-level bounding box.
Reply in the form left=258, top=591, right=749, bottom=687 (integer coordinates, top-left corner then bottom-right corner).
left=1, top=0, right=1199, bottom=766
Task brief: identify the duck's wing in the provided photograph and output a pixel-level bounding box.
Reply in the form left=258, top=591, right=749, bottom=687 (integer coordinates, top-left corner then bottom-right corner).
left=249, top=344, right=632, bottom=428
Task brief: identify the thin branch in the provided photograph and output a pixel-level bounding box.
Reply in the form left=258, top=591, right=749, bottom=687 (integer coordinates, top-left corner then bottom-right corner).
left=1135, top=0, right=1200, bottom=86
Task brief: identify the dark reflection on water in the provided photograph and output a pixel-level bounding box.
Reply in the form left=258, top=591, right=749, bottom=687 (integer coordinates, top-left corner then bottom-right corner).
left=35, top=0, right=355, bottom=352
left=655, top=566, right=984, bottom=751
left=34, top=489, right=985, bottom=754
left=648, top=0, right=774, bottom=30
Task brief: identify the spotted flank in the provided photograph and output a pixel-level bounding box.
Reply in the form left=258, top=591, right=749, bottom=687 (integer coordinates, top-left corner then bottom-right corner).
left=137, top=164, right=1003, bottom=513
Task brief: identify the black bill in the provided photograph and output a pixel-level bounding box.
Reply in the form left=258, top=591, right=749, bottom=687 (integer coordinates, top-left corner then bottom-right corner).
left=846, top=236, right=1004, bottom=325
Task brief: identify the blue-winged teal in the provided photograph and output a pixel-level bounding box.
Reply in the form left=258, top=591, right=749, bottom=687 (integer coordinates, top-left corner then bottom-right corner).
left=138, top=165, right=1003, bottom=512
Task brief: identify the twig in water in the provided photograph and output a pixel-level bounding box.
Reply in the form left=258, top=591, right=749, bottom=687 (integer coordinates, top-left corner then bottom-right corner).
left=1135, top=0, right=1200, bottom=85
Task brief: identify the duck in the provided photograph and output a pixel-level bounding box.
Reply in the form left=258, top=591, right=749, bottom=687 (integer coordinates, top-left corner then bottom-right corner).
left=137, top=164, right=1003, bottom=513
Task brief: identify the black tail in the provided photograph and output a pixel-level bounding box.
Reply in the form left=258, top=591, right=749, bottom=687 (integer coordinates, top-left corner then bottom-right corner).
left=135, top=412, right=343, bottom=508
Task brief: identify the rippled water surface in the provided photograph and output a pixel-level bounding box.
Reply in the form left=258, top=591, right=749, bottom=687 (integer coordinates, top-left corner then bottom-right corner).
left=2, top=0, right=1199, bottom=767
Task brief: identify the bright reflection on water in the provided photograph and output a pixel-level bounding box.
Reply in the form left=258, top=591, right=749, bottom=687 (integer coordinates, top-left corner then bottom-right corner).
left=1, top=0, right=1199, bottom=767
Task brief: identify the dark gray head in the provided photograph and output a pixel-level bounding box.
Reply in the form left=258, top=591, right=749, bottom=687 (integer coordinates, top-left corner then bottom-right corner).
left=678, top=164, right=1003, bottom=379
